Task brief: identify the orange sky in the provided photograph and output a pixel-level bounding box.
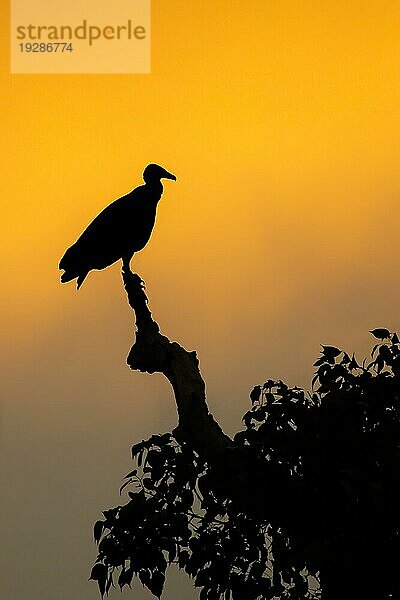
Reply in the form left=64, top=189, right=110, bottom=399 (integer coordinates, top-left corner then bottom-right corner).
left=2, top=1, right=400, bottom=599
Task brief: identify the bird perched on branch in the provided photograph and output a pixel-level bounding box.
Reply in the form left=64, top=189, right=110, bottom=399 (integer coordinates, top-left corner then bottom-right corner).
left=59, top=163, right=176, bottom=289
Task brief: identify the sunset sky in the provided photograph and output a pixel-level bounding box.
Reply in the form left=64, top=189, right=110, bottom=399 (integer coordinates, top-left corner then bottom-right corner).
left=2, top=1, right=400, bottom=598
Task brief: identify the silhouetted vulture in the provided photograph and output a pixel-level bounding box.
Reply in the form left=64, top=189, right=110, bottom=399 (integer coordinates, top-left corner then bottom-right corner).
left=59, top=164, right=176, bottom=288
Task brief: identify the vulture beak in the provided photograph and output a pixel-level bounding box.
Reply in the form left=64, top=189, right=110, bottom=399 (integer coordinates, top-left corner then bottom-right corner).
left=163, top=170, right=177, bottom=181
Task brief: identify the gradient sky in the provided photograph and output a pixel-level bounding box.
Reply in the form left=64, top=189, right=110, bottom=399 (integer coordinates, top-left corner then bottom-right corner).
left=2, top=1, right=400, bottom=599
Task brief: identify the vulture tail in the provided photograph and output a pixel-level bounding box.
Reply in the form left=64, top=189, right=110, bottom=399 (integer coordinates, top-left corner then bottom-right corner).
left=59, top=244, right=88, bottom=289
left=60, top=270, right=76, bottom=284
left=59, top=269, right=88, bottom=289
left=76, top=272, right=88, bottom=289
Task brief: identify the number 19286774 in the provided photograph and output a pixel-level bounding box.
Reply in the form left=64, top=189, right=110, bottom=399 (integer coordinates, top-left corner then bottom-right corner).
left=19, top=43, right=73, bottom=52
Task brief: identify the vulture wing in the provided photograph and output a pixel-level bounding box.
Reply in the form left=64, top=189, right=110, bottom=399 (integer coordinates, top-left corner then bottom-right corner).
left=59, top=187, right=144, bottom=287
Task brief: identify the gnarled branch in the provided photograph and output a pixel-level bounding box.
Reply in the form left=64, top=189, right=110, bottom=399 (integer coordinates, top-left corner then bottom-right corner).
left=123, top=268, right=232, bottom=461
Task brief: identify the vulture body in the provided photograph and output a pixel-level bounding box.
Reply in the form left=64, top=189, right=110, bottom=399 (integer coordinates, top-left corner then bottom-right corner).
left=59, top=164, right=176, bottom=288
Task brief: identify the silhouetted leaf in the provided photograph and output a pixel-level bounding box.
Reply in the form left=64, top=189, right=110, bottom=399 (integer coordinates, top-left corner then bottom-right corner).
left=263, top=379, right=275, bottom=389
left=131, top=441, right=145, bottom=458
left=200, top=588, right=208, bottom=600
left=341, top=353, right=351, bottom=364
left=379, top=344, right=392, bottom=363
left=119, top=478, right=135, bottom=495
left=349, top=354, right=360, bottom=370
left=118, top=567, right=134, bottom=589
left=89, top=563, right=107, bottom=597
left=371, top=343, right=380, bottom=357
left=250, top=385, right=262, bottom=404
left=162, top=540, right=177, bottom=563
left=93, top=521, right=104, bottom=544
left=178, top=550, right=190, bottom=568
left=148, top=570, right=165, bottom=598
left=138, top=569, right=165, bottom=598
left=376, top=356, right=384, bottom=373
left=105, top=573, right=113, bottom=595
left=313, top=356, right=325, bottom=367
left=370, top=328, right=390, bottom=340
left=138, top=449, right=145, bottom=467
left=102, top=508, right=117, bottom=523
left=124, top=468, right=138, bottom=479
left=322, top=345, right=341, bottom=361
left=139, top=569, right=151, bottom=588
left=143, top=477, right=155, bottom=490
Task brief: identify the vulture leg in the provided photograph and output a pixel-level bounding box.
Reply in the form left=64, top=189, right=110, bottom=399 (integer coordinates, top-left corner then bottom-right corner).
left=122, top=253, right=134, bottom=274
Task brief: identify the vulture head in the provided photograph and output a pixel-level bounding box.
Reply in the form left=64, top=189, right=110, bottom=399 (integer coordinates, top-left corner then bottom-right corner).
left=143, top=163, right=177, bottom=184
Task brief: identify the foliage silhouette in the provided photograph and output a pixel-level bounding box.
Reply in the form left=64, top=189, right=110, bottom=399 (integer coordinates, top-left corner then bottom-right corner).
left=91, top=274, right=400, bottom=599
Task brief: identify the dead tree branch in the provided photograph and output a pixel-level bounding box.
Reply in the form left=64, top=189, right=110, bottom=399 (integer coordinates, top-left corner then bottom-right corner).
left=123, top=268, right=232, bottom=462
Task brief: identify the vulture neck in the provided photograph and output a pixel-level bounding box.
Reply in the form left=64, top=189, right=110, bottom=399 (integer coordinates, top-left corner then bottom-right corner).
left=146, top=179, right=163, bottom=200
